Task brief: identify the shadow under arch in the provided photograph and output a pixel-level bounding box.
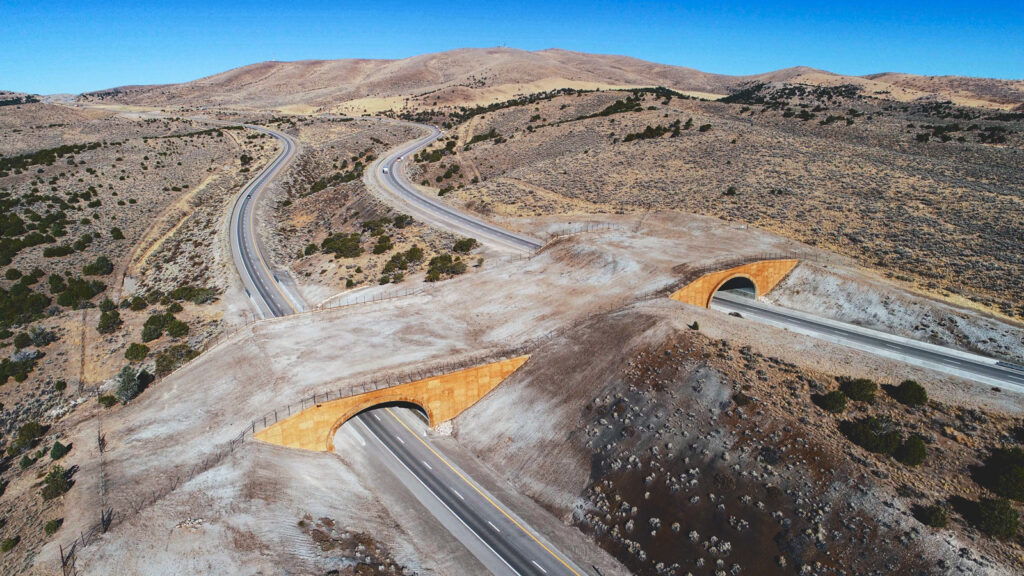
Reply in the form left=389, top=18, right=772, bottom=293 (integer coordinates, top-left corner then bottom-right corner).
left=354, top=401, right=430, bottom=425
left=706, top=274, right=758, bottom=307
left=326, top=397, right=435, bottom=451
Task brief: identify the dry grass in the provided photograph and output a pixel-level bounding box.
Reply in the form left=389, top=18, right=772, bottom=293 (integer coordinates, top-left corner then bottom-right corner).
left=409, top=86, right=1023, bottom=319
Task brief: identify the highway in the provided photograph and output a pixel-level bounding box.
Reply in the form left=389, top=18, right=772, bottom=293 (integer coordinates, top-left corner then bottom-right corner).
left=358, top=408, right=587, bottom=576
left=712, top=291, right=1024, bottom=392
left=369, top=125, right=542, bottom=252
left=228, top=124, right=303, bottom=318
left=228, top=123, right=585, bottom=575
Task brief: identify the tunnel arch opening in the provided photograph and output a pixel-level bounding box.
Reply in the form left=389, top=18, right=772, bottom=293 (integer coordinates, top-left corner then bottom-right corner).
left=328, top=399, right=433, bottom=451
left=708, top=275, right=757, bottom=306
left=354, top=401, right=430, bottom=425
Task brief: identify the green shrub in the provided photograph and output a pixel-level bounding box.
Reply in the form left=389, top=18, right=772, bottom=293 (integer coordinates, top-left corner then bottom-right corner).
left=98, top=395, right=117, bottom=408
left=839, top=416, right=902, bottom=455
left=141, top=323, right=162, bottom=342
left=303, top=243, right=317, bottom=256
left=54, top=379, right=66, bottom=391
left=56, top=276, right=105, bottom=307
left=813, top=390, right=847, bottom=413
left=43, top=518, right=63, bottom=536
left=890, top=380, right=928, bottom=406
left=895, top=435, right=927, bottom=466
left=141, top=311, right=173, bottom=341
left=19, top=454, right=35, bottom=469
left=96, top=309, right=122, bottom=334
left=42, top=245, right=74, bottom=257
left=49, top=440, right=69, bottom=460
left=40, top=465, right=70, bottom=500
left=839, top=377, right=877, bottom=402
left=425, top=253, right=466, bottom=282
left=13, top=420, right=45, bottom=450
left=405, top=245, right=424, bottom=262
left=977, top=447, right=1024, bottom=501
left=915, top=504, right=948, bottom=528
left=973, top=498, right=1020, bottom=539
left=155, top=344, right=198, bottom=376
left=452, top=238, right=478, bottom=253
left=47, top=274, right=66, bottom=294
left=99, top=297, right=116, bottom=312
left=125, top=342, right=149, bottom=362
left=1, top=355, right=39, bottom=384
left=166, top=285, right=218, bottom=304
left=110, top=227, right=125, bottom=240
left=4, top=268, right=21, bottom=281
left=1, top=536, right=19, bottom=553
left=82, top=255, right=113, bottom=276
left=129, top=296, right=147, bottom=310
left=165, top=318, right=189, bottom=338
left=372, top=235, right=393, bottom=254
left=321, top=233, right=362, bottom=258
left=13, top=332, right=30, bottom=349
left=114, top=365, right=140, bottom=403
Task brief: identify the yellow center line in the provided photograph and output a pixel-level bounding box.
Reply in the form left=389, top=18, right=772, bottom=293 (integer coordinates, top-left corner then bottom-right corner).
left=247, top=131, right=298, bottom=314
left=385, top=408, right=582, bottom=576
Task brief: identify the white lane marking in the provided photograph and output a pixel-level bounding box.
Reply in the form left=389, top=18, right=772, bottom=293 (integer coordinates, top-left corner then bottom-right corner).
left=359, top=421, right=523, bottom=576
left=422, top=460, right=433, bottom=470
left=395, top=435, right=405, bottom=445
left=487, top=521, right=501, bottom=533
left=374, top=414, right=381, bottom=421
left=532, top=560, right=548, bottom=574
left=450, top=487, right=465, bottom=501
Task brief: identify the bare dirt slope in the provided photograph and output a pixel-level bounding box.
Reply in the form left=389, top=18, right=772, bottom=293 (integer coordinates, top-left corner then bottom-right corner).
left=77, top=47, right=1023, bottom=112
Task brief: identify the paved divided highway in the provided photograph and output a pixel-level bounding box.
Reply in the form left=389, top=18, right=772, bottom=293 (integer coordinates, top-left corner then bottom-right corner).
left=713, top=291, right=1024, bottom=391
left=370, top=126, right=542, bottom=252
left=228, top=124, right=302, bottom=318
left=229, top=122, right=585, bottom=575
left=360, top=408, right=587, bottom=576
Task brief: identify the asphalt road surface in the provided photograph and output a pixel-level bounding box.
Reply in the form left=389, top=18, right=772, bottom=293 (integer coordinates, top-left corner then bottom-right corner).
left=228, top=124, right=302, bottom=318
left=713, top=291, right=1024, bottom=392
left=370, top=125, right=542, bottom=252
left=357, top=408, right=588, bottom=576
left=229, top=123, right=585, bottom=575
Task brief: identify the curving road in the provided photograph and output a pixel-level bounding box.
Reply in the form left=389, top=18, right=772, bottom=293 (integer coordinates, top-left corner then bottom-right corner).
left=229, top=122, right=586, bottom=575
left=369, top=125, right=542, bottom=252
left=228, top=124, right=302, bottom=318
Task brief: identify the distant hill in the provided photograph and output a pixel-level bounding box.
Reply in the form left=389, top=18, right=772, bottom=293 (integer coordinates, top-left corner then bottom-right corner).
left=0, top=91, right=41, bottom=107
left=77, top=47, right=1024, bottom=112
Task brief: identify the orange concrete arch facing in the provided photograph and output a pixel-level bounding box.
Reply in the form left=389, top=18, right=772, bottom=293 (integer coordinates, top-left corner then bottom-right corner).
left=253, top=356, right=530, bottom=452
left=670, top=259, right=798, bottom=308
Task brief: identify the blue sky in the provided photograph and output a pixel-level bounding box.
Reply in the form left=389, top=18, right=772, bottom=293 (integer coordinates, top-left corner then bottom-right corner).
left=1, top=1, right=1021, bottom=94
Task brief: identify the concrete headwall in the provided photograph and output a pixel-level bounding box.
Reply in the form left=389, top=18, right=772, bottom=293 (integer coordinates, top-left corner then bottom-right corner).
left=254, top=356, right=530, bottom=452
left=670, top=259, right=799, bottom=308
